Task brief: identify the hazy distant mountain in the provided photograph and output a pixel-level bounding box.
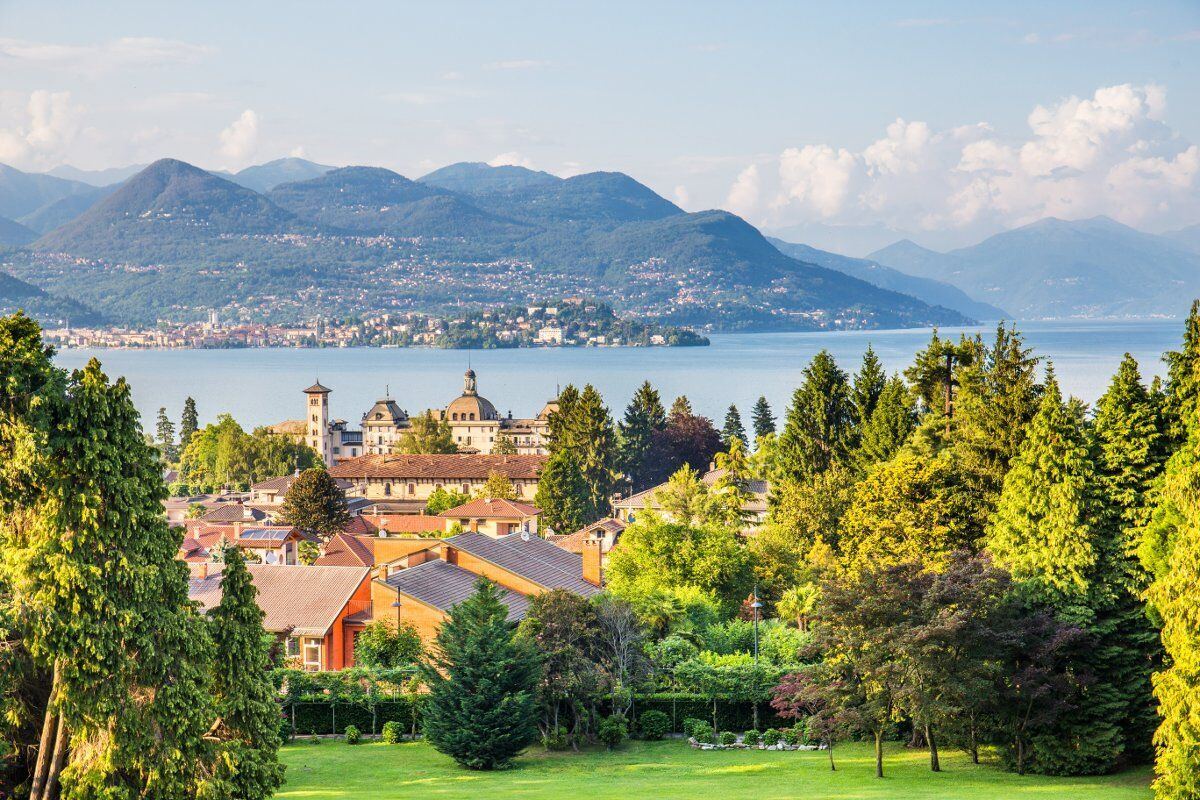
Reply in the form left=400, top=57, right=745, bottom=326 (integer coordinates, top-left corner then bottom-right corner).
left=36, top=158, right=307, bottom=257
left=47, top=163, right=147, bottom=187
left=769, top=237, right=1005, bottom=321
left=0, top=164, right=94, bottom=220
left=868, top=217, right=1200, bottom=319
left=419, top=161, right=560, bottom=194
left=0, top=271, right=102, bottom=325
left=18, top=184, right=120, bottom=233
left=0, top=215, right=38, bottom=246
left=1164, top=223, right=1200, bottom=255
left=229, top=157, right=334, bottom=193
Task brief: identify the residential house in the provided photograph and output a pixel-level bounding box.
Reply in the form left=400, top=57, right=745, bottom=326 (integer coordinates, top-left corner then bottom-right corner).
left=612, top=468, right=770, bottom=530
left=437, top=497, right=540, bottom=537
left=546, top=517, right=626, bottom=563
left=327, top=453, right=547, bottom=502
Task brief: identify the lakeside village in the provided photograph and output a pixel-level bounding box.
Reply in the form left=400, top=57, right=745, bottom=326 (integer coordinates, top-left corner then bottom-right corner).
left=41, top=297, right=710, bottom=350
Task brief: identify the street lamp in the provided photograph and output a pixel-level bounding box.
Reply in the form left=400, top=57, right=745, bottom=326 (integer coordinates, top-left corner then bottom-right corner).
left=750, top=586, right=764, bottom=663
left=391, top=597, right=402, bottom=629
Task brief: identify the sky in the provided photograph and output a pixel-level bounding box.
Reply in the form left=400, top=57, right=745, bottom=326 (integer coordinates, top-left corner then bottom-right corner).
left=1, top=0, right=1197, bottom=254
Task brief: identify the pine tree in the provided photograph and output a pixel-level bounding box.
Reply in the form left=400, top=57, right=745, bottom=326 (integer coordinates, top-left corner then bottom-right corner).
left=751, top=396, right=775, bottom=441
left=180, top=396, right=199, bottom=453
left=155, top=406, right=178, bottom=463
left=617, top=381, right=666, bottom=491
left=670, top=395, right=693, bottom=418
left=1162, top=299, right=1200, bottom=445
left=546, top=385, right=581, bottom=452
left=421, top=579, right=542, bottom=770
left=852, top=345, right=887, bottom=426
left=776, top=350, right=854, bottom=482
left=534, top=450, right=591, bottom=534
left=278, top=467, right=350, bottom=540
left=206, top=547, right=285, bottom=800
left=856, top=375, right=915, bottom=468
left=721, top=404, right=746, bottom=448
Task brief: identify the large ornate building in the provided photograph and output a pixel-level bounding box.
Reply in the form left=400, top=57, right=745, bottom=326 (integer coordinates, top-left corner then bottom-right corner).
left=303, top=369, right=555, bottom=464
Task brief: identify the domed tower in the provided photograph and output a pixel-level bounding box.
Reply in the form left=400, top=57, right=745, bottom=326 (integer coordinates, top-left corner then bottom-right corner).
left=446, top=369, right=498, bottom=422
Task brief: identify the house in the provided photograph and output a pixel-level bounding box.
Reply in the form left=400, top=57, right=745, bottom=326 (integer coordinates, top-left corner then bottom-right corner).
left=189, top=563, right=372, bottom=671
left=199, top=503, right=271, bottom=525
left=175, top=522, right=311, bottom=565
left=612, top=468, right=770, bottom=530
left=437, top=497, right=540, bottom=537
left=249, top=473, right=353, bottom=507
left=370, top=530, right=603, bottom=644
left=547, top=517, right=626, bottom=562
left=315, top=528, right=444, bottom=569
left=327, top=453, right=547, bottom=502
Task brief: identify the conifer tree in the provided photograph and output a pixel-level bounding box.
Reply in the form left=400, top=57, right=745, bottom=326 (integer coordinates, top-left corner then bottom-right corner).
left=534, top=450, right=591, bottom=534
left=721, top=404, right=747, bottom=448
left=180, top=395, right=199, bottom=454
left=155, top=406, right=178, bottom=463
left=571, top=385, right=619, bottom=520
left=617, top=381, right=666, bottom=491
left=1162, top=299, right=1200, bottom=445
left=206, top=547, right=285, bottom=800
left=546, top=385, right=581, bottom=451
left=421, top=579, right=542, bottom=770
left=776, top=350, right=854, bottom=482
left=394, top=411, right=457, bottom=454
left=856, top=375, right=915, bottom=468
left=492, top=433, right=518, bottom=455
left=751, top=395, right=775, bottom=441
left=278, top=467, right=350, bottom=540
left=851, top=345, right=887, bottom=426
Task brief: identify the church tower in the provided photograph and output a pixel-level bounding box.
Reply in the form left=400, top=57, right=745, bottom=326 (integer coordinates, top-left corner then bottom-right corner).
left=303, top=381, right=332, bottom=464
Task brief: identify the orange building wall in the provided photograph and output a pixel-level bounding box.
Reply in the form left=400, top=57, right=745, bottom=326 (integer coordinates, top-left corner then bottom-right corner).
left=321, top=573, right=373, bottom=671
left=443, top=547, right=546, bottom=597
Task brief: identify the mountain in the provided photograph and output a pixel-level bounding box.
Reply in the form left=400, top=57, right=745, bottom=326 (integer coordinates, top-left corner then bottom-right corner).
left=419, top=161, right=561, bottom=194
left=0, top=164, right=95, bottom=220
left=770, top=237, right=1005, bottom=320
left=0, top=215, right=37, bottom=246
left=868, top=217, right=1200, bottom=319
left=0, top=271, right=102, bottom=324
left=230, top=157, right=334, bottom=193
left=1164, top=223, right=1200, bottom=255
left=480, top=171, right=682, bottom=227
left=18, top=184, right=120, bottom=233
left=35, top=158, right=307, bottom=258
left=47, top=163, right=148, bottom=186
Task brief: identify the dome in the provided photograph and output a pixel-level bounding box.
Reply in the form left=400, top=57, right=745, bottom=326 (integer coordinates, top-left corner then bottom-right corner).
left=446, top=393, right=498, bottom=422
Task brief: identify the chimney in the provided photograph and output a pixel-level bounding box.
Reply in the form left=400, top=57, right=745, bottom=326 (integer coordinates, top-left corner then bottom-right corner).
left=582, top=535, right=603, bottom=587
left=198, top=561, right=208, bottom=580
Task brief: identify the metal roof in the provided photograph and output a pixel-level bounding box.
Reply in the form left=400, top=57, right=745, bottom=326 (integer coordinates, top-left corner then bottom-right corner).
left=445, top=532, right=600, bottom=596
left=189, top=564, right=369, bottom=637
left=384, top=559, right=530, bottom=621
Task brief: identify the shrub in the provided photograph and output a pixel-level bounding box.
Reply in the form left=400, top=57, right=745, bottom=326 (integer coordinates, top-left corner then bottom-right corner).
left=690, top=722, right=715, bottom=743
left=682, top=717, right=707, bottom=738
left=638, top=710, right=671, bottom=741
left=719, top=731, right=738, bottom=746
left=542, top=725, right=569, bottom=751
left=308, top=732, right=321, bottom=745
left=598, top=714, right=628, bottom=750
left=781, top=727, right=800, bottom=746
left=381, top=721, right=403, bottom=744
left=344, top=725, right=361, bottom=745
left=742, top=729, right=762, bottom=746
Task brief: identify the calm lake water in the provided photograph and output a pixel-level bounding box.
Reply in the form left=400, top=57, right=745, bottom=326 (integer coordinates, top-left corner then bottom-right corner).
left=54, top=320, right=1186, bottom=431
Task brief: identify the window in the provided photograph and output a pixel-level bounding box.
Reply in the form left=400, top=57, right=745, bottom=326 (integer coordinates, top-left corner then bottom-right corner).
left=384, top=483, right=392, bottom=496
left=286, top=637, right=300, bottom=658
left=311, top=398, right=319, bottom=406
left=332, top=447, right=340, bottom=454
left=469, top=413, right=476, bottom=421
left=461, top=483, right=470, bottom=494
left=311, top=414, right=318, bottom=422
left=452, top=413, right=458, bottom=421
left=303, top=639, right=322, bottom=671
left=407, top=483, right=415, bottom=495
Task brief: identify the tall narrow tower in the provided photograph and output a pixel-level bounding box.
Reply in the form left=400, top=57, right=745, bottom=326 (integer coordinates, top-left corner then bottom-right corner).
left=303, top=381, right=332, bottom=464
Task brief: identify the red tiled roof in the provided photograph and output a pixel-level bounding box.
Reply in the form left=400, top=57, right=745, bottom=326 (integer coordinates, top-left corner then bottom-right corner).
left=328, top=453, right=547, bottom=481
left=439, top=497, right=540, bottom=519
left=315, top=532, right=375, bottom=567
left=366, top=515, right=447, bottom=534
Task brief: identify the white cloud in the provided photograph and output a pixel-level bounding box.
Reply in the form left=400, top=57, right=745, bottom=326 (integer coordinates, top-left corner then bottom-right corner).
left=0, top=37, right=212, bottom=70
left=484, top=59, right=549, bottom=71
left=742, top=83, right=1198, bottom=235
left=218, top=109, right=259, bottom=163
left=289, top=145, right=307, bottom=158
left=488, top=151, right=534, bottom=168
left=673, top=185, right=691, bottom=208
left=0, top=89, right=83, bottom=168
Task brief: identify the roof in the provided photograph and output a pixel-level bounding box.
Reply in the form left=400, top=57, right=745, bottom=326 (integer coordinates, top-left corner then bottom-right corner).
left=614, top=469, right=770, bottom=514
left=251, top=473, right=353, bottom=494
left=365, top=515, right=446, bottom=535
left=384, top=560, right=530, bottom=621
left=201, top=504, right=268, bottom=523
left=363, top=398, right=408, bottom=425
left=328, top=453, right=547, bottom=481
left=189, top=564, right=370, bottom=636
left=304, top=382, right=331, bottom=394
left=445, top=532, right=600, bottom=596
left=315, top=531, right=375, bottom=567
left=548, top=517, right=627, bottom=553
left=439, top=497, right=540, bottom=519
left=237, top=526, right=301, bottom=544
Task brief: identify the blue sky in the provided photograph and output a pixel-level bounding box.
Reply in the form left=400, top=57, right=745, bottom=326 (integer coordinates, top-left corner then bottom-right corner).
left=1, top=0, right=1197, bottom=252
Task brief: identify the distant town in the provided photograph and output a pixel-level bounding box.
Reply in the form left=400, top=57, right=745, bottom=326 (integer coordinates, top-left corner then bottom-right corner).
left=41, top=297, right=709, bottom=349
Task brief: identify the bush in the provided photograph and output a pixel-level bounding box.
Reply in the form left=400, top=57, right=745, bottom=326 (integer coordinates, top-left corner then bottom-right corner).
left=638, top=710, right=671, bottom=741
left=682, top=717, right=707, bottom=738
left=781, top=727, right=800, bottom=746
left=690, top=722, right=715, bottom=743
left=742, top=729, right=761, bottom=746
left=719, top=731, right=738, bottom=746
left=598, top=714, right=628, bottom=750
left=308, top=732, right=321, bottom=745
left=762, top=728, right=782, bottom=746
left=542, top=725, right=569, bottom=751
left=344, top=725, right=361, bottom=745
left=381, top=721, right=403, bottom=744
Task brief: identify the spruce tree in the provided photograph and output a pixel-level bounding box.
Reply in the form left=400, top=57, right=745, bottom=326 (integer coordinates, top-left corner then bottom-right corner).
left=617, top=381, right=666, bottom=491
left=851, top=345, right=887, bottom=426
left=207, top=547, right=285, bottom=800
left=180, top=396, right=199, bottom=453
left=534, top=450, right=590, bottom=534
left=721, top=404, right=747, bottom=448
left=421, top=579, right=542, bottom=770
left=751, top=395, right=776, bottom=441
left=775, top=350, right=854, bottom=482
left=856, top=375, right=915, bottom=468
left=561, top=385, right=618, bottom=522
left=670, top=395, right=693, bottom=418
left=156, top=406, right=178, bottom=463
left=1162, top=299, right=1200, bottom=445
left=278, top=467, right=350, bottom=540
left=546, top=385, right=581, bottom=452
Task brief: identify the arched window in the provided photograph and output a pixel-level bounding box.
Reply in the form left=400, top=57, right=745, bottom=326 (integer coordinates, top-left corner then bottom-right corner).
left=452, top=413, right=458, bottom=421
left=469, top=413, right=476, bottom=421
left=384, top=483, right=392, bottom=496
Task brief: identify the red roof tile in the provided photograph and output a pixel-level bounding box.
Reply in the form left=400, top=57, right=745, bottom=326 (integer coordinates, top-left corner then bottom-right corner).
left=328, top=453, right=547, bottom=481
left=439, top=497, right=540, bottom=519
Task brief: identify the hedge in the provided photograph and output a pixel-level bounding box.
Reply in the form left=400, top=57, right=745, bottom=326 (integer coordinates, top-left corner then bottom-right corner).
left=632, top=693, right=788, bottom=734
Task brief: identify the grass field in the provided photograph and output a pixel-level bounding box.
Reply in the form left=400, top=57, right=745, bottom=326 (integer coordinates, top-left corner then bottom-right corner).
left=278, top=739, right=1153, bottom=800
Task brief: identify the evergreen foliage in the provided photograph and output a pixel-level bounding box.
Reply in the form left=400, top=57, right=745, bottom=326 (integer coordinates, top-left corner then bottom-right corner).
left=617, top=381, right=667, bottom=491
left=855, top=375, right=916, bottom=468
left=394, top=411, right=457, bottom=454
left=751, top=395, right=776, bottom=441
left=155, top=406, right=178, bottom=463
left=851, top=345, right=887, bottom=427
left=179, top=413, right=320, bottom=491
left=721, top=405, right=747, bottom=448
left=776, top=351, right=854, bottom=482
left=278, top=467, right=350, bottom=540
left=180, top=395, right=199, bottom=452
left=534, top=449, right=591, bottom=535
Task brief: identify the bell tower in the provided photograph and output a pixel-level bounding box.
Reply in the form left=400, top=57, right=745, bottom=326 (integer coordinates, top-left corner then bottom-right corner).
left=303, top=381, right=332, bottom=464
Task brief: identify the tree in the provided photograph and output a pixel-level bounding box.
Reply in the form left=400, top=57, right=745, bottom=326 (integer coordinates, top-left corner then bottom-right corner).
left=180, top=395, right=199, bottom=453
left=904, top=329, right=980, bottom=422
left=771, top=669, right=853, bottom=771
left=534, top=450, right=591, bottom=535
left=420, top=579, right=542, bottom=770
left=593, top=595, right=651, bottom=717
left=670, top=395, right=693, bottom=418
left=425, top=486, right=470, bottom=515
left=206, top=546, right=285, bottom=800
left=547, top=384, right=618, bottom=522
left=476, top=470, right=518, bottom=500
left=721, top=405, right=746, bottom=448
left=155, top=406, right=178, bottom=463
left=776, top=350, right=855, bottom=482
left=394, top=411, right=457, bottom=454
left=643, top=405, right=723, bottom=487
left=751, top=395, right=776, bottom=442
left=354, top=620, right=423, bottom=668
left=492, top=433, right=518, bottom=455
left=851, top=345, right=887, bottom=428
left=517, top=590, right=600, bottom=744
left=1161, top=299, right=1200, bottom=444
left=278, top=467, right=350, bottom=541
left=856, top=375, right=915, bottom=468
left=179, top=414, right=320, bottom=490
left=617, top=381, right=667, bottom=492
left=752, top=464, right=853, bottom=593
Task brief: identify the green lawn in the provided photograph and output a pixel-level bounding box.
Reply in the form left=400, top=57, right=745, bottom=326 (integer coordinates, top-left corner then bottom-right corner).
left=278, top=739, right=1152, bottom=800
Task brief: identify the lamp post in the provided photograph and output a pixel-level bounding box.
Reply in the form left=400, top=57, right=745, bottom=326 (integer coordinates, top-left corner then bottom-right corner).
left=391, top=597, right=402, bottom=629
left=750, top=586, right=763, bottom=663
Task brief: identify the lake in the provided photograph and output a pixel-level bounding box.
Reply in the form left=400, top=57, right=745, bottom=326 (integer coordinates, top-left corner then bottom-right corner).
left=53, top=319, right=1186, bottom=431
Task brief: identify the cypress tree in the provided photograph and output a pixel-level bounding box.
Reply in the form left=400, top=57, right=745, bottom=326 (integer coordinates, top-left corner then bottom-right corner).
left=751, top=395, right=775, bottom=441
left=207, top=547, right=285, bottom=800
left=156, top=406, right=178, bottom=463
left=180, top=396, right=199, bottom=453
left=721, top=404, right=747, bottom=448
left=851, top=345, right=887, bottom=426
left=421, top=579, right=542, bottom=770
left=534, top=450, right=591, bottom=534
left=856, top=375, right=916, bottom=468
left=617, top=381, right=666, bottom=491
left=776, top=350, right=854, bottom=482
